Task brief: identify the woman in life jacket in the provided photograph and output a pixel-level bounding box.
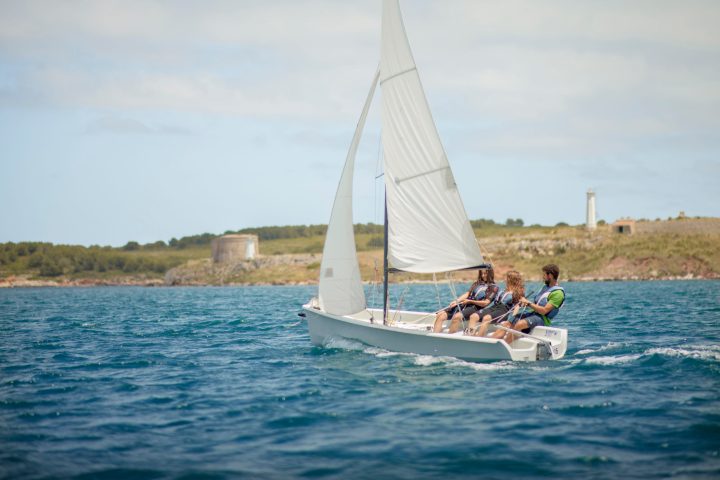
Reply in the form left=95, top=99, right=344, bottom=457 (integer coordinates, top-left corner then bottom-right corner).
left=432, top=267, right=498, bottom=333
left=469, top=270, right=525, bottom=337
left=491, top=263, right=565, bottom=344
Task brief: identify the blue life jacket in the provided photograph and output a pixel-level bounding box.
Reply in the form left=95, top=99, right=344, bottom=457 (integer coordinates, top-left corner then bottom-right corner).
left=494, top=289, right=515, bottom=307
left=532, top=285, right=565, bottom=324
left=469, top=282, right=497, bottom=301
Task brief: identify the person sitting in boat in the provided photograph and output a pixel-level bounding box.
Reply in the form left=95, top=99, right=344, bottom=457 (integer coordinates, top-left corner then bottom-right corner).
left=490, top=264, right=565, bottom=344
left=468, top=270, right=525, bottom=336
left=432, top=267, right=498, bottom=333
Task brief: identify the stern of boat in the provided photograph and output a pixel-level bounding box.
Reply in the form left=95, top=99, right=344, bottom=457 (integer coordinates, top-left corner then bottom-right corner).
left=528, top=326, right=568, bottom=359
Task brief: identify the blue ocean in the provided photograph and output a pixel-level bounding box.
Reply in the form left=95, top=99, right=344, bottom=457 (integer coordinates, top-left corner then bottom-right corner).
left=1, top=281, right=719, bottom=479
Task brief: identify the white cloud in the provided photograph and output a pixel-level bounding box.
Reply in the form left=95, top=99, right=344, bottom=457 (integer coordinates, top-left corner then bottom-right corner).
left=85, top=115, right=191, bottom=135
left=1, top=0, right=719, bottom=242
left=1, top=0, right=719, bottom=129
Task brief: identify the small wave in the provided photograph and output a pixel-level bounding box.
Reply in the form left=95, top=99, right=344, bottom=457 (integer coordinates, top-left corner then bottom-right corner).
left=575, top=342, right=625, bottom=356
left=365, top=346, right=404, bottom=358
left=584, top=354, right=642, bottom=365
left=412, top=354, right=454, bottom=366
left=384, top=350, right=520, bottom=372
left=580, top=344, right=720, bottom=366
left=322, top=337, right=367, bottom=351
left=644, top=345, right=720, bottom=361
left=411, top=355, right=519, bottom=372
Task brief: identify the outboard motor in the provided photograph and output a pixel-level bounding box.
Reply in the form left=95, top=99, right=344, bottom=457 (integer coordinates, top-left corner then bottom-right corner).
left=536, top=342, right=552, bottom=361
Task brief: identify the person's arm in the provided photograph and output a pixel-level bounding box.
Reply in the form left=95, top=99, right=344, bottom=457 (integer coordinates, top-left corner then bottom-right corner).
left=452, top=292, right=470, bottom=306
left=521, top=291, right=563, bottom=315
left=469, top=284, right=498, bottom=307
left=469, top=285, right=497, bottom=307
left=467, top=298, right=491, bottom=307
left=526, top=300, right=553, bottom=315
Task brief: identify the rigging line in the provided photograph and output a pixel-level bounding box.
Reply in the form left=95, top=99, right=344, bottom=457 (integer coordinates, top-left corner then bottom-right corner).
left=465, top=289, right=538, bottom=335
left=432, top=272, right=442, bottom=310
left=446, top=271, right=459, bottom=301
left=478, top=239, right=493, bottom=267
left=463, top=307, right=514, bottom=336
left=382, top=197, right=389, bottom=325
left=374, top=131, right=383, bottom=224
left=379, top=66, right=417, bottom=86
left=465, top=305, right=516, bottom=336
left=492, top=324, right=555, bottom=354
left=391, top=281, right=409, bottom=325
left=446, top=272, right=460, bottom=317
left=446, top=271, right=471, bottom=329
left=369, top=260, right=380, bottom=323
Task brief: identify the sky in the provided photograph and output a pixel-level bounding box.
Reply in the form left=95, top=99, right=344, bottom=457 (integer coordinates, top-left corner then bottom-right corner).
left=1, top=0, right=719, bottom=246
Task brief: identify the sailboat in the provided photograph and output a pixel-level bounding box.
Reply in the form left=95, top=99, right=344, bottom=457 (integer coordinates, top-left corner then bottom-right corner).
left=302, top=0, right=568, bottom=362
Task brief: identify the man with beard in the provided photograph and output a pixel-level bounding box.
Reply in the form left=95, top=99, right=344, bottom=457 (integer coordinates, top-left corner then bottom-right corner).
left=491, top=264, right=565, bottom=343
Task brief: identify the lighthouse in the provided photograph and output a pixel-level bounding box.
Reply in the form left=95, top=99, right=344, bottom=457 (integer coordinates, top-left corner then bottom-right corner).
left=586, top=189, right=597, bottom=231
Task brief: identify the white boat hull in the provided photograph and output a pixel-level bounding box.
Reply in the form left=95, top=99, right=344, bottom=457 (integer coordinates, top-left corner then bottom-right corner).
left=303, top=300, right=567, bottom=362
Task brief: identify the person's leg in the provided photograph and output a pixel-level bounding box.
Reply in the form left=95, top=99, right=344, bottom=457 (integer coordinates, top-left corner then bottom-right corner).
left=505, top=319, right=529, bottom=344
left=448, top=311, right=465, bottom=333
left=465, top=312, right=481, bottom=334
left=433, top=310, right=448, bottom=333
left=491, top=320, right=512, bottom=339
left=475, top=314, right=494, bottom=337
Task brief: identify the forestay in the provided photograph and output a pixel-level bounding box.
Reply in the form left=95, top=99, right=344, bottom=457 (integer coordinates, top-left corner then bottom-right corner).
left=380, top=0, right=483, bottom=273
left=318, top=70, right=380, bottom=315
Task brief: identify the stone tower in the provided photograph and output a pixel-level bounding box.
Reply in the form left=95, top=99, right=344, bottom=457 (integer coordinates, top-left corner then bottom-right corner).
left=211, top=234, right=259, bottom=263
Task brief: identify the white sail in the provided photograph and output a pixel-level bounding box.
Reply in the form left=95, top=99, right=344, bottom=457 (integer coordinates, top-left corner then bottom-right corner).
left=380, top=0, right=484, bottom=273
left=318, top=69, right=380, bottom=315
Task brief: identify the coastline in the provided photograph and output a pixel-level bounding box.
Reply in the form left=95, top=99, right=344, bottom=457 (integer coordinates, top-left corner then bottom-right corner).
left=3, top=220, right=719, bottom=288
left=1, top=273, right=716, bottom=288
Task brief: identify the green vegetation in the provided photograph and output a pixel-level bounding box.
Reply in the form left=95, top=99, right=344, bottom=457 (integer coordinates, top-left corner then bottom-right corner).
left=2, top=218, right=719, bottom=285
left=0, top=219, right=528, bottom=280
left=0, top=242, right=208, bottom=280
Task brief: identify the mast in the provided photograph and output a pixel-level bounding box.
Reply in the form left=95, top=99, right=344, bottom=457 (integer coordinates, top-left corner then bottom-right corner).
left=382, top=195, right=389, bottom=325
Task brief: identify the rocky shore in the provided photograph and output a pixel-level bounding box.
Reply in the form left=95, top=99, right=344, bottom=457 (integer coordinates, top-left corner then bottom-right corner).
left=1, top=260, right=716, bottom=288
left=0, top=275, right=166, bottom=288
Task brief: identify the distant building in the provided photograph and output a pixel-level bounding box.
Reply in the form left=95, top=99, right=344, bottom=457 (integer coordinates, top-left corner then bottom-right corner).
left=586, top=189, right=597, bottom=231
left=211, top=234, right=259, bottom=263
left=612, top=218, right=636, bottom=234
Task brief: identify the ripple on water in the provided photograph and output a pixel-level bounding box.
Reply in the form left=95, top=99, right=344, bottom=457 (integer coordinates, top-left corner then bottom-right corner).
left=0, top=282, right=719, bottom=479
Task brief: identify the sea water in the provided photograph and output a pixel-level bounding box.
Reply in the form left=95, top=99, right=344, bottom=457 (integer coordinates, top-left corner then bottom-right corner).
left=1, top=281, right=719, bottom=479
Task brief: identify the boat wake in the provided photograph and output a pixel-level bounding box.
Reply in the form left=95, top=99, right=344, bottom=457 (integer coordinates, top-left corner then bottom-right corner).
left=322, top=337, right=520, bottom=371
left=414, top=356, right=519, bottom=372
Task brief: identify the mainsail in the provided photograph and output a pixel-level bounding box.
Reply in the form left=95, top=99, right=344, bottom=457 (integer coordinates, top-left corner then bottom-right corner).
left=318, top=70, right=380, bottom=315
left=380, top=0, right=484, bottom=273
